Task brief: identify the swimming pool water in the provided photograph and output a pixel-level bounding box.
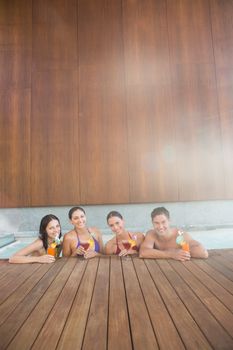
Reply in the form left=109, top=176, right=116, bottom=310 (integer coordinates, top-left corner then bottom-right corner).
left=0, top=229, right=233, bottom=259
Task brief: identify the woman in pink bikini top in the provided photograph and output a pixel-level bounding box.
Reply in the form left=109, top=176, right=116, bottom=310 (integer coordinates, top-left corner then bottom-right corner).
left=105, top=211, right=144, bottom=257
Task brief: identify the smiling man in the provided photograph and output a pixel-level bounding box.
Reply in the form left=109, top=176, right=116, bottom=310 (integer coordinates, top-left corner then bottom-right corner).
left=139, top=207, right=208, bottom=261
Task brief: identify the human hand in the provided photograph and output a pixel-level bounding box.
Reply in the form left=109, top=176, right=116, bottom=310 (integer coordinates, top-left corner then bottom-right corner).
left=118, top=248, right=129, bottom=257
left=76, top=246, right=85, bottom=256
left=171, top=249, right=191, bottom=262
left=84, top=250, right=98, bottom=259
left=39, top=254, right=55, bottom=263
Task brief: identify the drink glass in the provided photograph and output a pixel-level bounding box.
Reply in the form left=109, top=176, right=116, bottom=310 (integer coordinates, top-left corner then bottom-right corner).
left=47, top=247, right=56, bottom=257
left=80, top=242, right=90, bottom=251
left=121, top=241, right=131, bottom=260
left=122, top=241, right=131, bottom=250
left=182, top=242, right=190, bottom=252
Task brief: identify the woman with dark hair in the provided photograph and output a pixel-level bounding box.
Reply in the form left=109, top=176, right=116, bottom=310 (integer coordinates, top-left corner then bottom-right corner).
left=105, top=211, right=144, bottom=256
left=62, top=206, right=104, bottom=259
left=9, top=214, right=62, bottom=264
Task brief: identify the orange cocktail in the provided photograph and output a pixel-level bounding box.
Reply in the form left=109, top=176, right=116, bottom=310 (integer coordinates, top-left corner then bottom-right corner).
left=47, top=246, right=56, bottom=256
left=181, top=242, right=190, bottom=252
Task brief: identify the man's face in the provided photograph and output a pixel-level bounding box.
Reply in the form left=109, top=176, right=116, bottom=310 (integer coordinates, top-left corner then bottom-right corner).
left=152, top=214, right=170, bottom=236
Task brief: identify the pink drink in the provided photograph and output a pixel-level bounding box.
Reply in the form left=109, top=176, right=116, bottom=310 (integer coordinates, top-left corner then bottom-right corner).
left=80, top=242, right=90, bottom=251
left=123, top=242, right=131, bottom=250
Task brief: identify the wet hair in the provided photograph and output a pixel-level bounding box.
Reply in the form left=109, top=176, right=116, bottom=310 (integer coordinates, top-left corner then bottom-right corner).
left=106, top=211, right=123, bottom=223
left=68, top=206, right=86, bottom=220
left=151, top=207, right=170, bottom=221
left=39, top=214, right=61, bottom=250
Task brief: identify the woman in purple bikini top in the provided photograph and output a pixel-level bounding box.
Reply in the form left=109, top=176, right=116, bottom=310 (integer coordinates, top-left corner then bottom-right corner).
left=62, top=206, right=104, bottom=259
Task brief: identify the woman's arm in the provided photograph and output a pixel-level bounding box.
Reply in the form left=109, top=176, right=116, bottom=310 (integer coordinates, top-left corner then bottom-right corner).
left=62, top=234, right=74, bottom=257
left=136, top=232, right=145, bottom=248
left=9, top=239, right=55, bottom=264
left=105, top=239, right=116, bottom=255
left=92, top=227, right=104, bottom=254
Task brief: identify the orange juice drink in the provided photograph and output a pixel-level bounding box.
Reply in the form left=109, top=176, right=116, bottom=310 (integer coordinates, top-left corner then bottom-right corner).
left=47, top=246, right=56, bottom=256
left=181, top=242, right=190, bottom=252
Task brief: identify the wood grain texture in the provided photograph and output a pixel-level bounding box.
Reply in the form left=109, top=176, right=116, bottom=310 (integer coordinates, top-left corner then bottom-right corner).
left=78, top=0, right=129, bottom=204
left=1, top=0, right=233, bottom=207
left=167, top=0, right=225, bottom=200
left=30, top=70, right=79, bottom=205
left=123, top=0, right=178, bottom=202
left=211, top=0, right=233, bottom=198
left=160, top=259, right=233, bottom=349
left=145, top=259, right=212, bottom=349
left=0, top=0, right=32, bottom=207
left=108, top=257, right=132, bottom=350
left=0, top=90, right=31, bottom=207
left=32, top=0, right=78, bottom=71
left=30, top=0, right=79, bottom=206
left=1, top=252, right=233, bottom=349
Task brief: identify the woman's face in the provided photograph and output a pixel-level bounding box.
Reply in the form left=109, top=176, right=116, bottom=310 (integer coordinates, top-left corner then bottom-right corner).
left=71, top=209, right=87, bottom=229
left=46, top=219, right=61, bottom=240
left=108, top=216, right=125, bottom=235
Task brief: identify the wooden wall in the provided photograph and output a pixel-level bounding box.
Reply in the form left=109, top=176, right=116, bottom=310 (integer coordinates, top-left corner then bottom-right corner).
left=0, top=0, right=232, bottom=207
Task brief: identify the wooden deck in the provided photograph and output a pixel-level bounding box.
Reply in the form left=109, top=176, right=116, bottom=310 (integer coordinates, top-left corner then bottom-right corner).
left=0, top=250, right=233, bottom=349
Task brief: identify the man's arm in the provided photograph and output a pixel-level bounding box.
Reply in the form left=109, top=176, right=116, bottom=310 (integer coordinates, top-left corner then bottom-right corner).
left=139, top=230, right=191, bottom=261
left=139, top=231, right=176, bottom=259
left=184, top=233, right=208, bottom=259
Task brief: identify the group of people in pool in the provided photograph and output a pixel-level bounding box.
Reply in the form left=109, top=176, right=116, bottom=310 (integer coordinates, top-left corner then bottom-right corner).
left=9, top=206, right=208, bottom=264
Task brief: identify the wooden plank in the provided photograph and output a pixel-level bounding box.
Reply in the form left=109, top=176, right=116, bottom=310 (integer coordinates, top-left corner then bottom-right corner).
left=133, top=258, right=184, bottom=350
left=32, top=0, right=77, bottom=71
left=123, top=0, right=178, bottom=203
left=184, top=260, right=233, bottom=310
left=167, top=0, right=224, bottom=201
left=207, top=257, right=233, bottom=282
left=0, top=258, right=66, bottom=349
left=193, top=259, right=233, bottom=295
left=145, top=259, right=212, bottom=349
left=0, top=260, right=8, bottom=265
left=6, top=258, right=77, bottom=350
left=0, top=264, right=52, bottom=326
left=122, top=258, right=159, bottom=350
left=0, top=0, right=31, bottom=208
left=166, top=260, right=233, bottom=348
left=213, top=254, right=233, bottom=271
left=0, top=89, right=31, bottom=207
left=78, top=0, right=129, bottom=204
left=108, top=256, right=132, bottom=350
left=82, top=257, right=110, bottom=350
left=0, top=264, right=39, bottom=304
left=210, top=0, right=233, bottom=198
left=57, top=258, right=99, bottom=350
left=211, top=0, right=233, bottom=68
left=30, top=69, right=79, bottom=206
left=0, top=262, right=27, bottom=281
left=31, top=259, right=87, bottom=350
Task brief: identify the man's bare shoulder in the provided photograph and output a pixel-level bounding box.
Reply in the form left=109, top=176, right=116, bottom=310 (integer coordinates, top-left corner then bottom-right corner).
left=145, top=229, right=156, bottom=239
